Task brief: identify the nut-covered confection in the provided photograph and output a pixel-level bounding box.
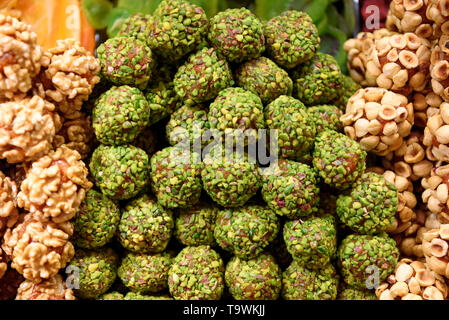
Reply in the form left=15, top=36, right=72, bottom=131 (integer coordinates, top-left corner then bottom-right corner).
left=18, top=146, right=92, bottom=224
left=93, top=85, right=150, bottom=145
left=341, top=87, right=414, bottom=156
left=225, top=253, right=281, bottom=300
left=175, top=202, right=218, bottom=246
left=423, top=102, right=449, bottom=161
left=422, top=224, right=449, bottom=278
left=262, top=159, right=320, bottom=219
left=99, top=292, right=124, bottom=300
left=148, top=0, right=207, bottom=61
left=37, top=39, right=100, bottom=119
left=292, top=52, right=343, bottom=105
left=68, top=248, right=118, bottom=300
left=282, top=262, right=338, bottom=300
left=168, top=245, right=224, bottom=300
left=308, top=105, right=343, bottom=134
left=412, top=87, right=443, bottom=129
left=386, top=0, right=434, bottom=39
left=334, top=75, right=361, bottom=111
left=202, top=146, right=261, bottom=207
left=376, top=258, right=448, bottom=300
left=283, top=215, right=337, bottom=268
left=146, top=79, right=182, bottom=125
left=236, top=57, right=293, bottom=104
left=0, top=170, right=18, bottom=236
left=427, top=0, right=449, bottom=25
left=338, top=285, right=377, bottom=300
left=118, top=252, right=172, bottom=293
left=117, top=13, right=152, bottom=42
left=214, top=204, right=279, bottom=259
left=124, top=292, right=173, bottom=300
left=72, top=189, right=120, bottom=249
left=150, top=146, right=202, bottom=209
left=174, top=47, right=233, bottom=105
left=207, top=8, right=265, bottom=63
left=208, top=87, right=264, bottom=144
left=97, top=37, right=155, bottom=89
left=338, top=234, right=399, bottom=289
left=0, top=14, right=42, bottom=99
left=90, top=144, right=149, bottom=200
left=15, top=275, right=75, bottom=300
left=264, top=10, right=319, bottom=69
left=118, top=194, right=173, bottom=253
left=422, top=163, right=449, bottom=218
left=313, top=130, right=367, bottom=190
left=430, top=32, right=449, bottom=101
left=166, top=104, right=209, bottom=147
left=337, top=172, right=398, bottom=234
left=0, top=95, right=57, bottom=163
left=265, top=95, right=316, bottom=160
left=2, top=218, right=74, bottom=283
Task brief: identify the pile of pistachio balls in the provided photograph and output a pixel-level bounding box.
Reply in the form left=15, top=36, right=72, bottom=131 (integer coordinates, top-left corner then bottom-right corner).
left=68, top=0, right=398, bottom=300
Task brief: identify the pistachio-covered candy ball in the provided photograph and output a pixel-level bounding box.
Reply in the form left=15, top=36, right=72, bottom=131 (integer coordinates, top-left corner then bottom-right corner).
left=236, top=57, right=293, bottom=104
left=338, top=285, right=377, bottom=300
left=166, top=104, right=209, bottom=147
left=97, top=37, right=155, bottom=88
left=72, top=189, right=120, bottom=249
left=308, top=105, right=343, bottom=134
left=265, top=95, right=316, bottom=160
left=283, top=215, right=337, bottom=269
left=175, top=202, right=218, bottom=246
left=174, top=47, right=234, bottom=105
left=337, top=172, right=398, bottom=234
left=124, top=292, right=173, bottom=300
left=262, top=160, right=319, bottom=219
left=118, top=194, right=173, bottom=253
left=313, top=130, right=367, bottom=190
left=264, top=10, right=320, bottom=69
left=99, top=292, right=125, bottom=300
left=225, top=253, right=281, bottom=300
left=334, top=75, right=361, bottom=111
left=214, top=204, right=279, bottom=259
left=292, top=52, right=343, bottom=105
left=150, top=147, right=203, bottom=209
left=282, top=262, right=338, bottom=300
left=68, top=248, right=119, bottom=300
left=338, top=234, right=399, bottom=289
left=90, top=144, right=149, bottom=200
left=93, top=86, right=149, bottom=145
left=117, top=13, right=152, bottom=42
left=168, top=246, right=224, bottom=300
left=207, top=8, right=265, bottom=63
left=118, top=252, right=172, bottom=293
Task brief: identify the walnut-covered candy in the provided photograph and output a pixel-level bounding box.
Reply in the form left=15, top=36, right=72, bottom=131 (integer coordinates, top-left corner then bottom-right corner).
left=0, top=169, right=18, bottom=236
left=341, top=87, right=414, bottom=156
left=422, top=224, right=449, bottom=278
left=0, top=95, right=58, bottom=163
left=2, top=218, right=75, bottom=283
left=17, top=146, right=92, bottom=224
left=423, top=103, right=449, bottom=161
left=15, top=274, right=75, bottom=300
left=0, top=14, right=42, bottom=99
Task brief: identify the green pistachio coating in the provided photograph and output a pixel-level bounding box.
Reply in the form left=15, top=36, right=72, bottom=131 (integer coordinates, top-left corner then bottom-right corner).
left=338, top=286, right=377, bottom=300
left=282, top=262, right=338, bottom=300
left=124, top=292, right=173, bottom=300
left=313, top=130, right=366, bottom=190
left=262, top=159, right=319, bottom=219
left=201, top=147, right=261, bottom=207
left=98, top=292, right=125, bottom=300
left=214, top=204, right=279, bottom=259
left=118, top=252, right=172, bottom=293
left=292, top=52, right=343, bottom=105
left=208, top=87, right=264, bottom=144
left=150, top=147, right=203, bottom=209
left=264, top=10, right=320, bottom=69
left=148, top=0, right=208, bottom=61
left=334, top=75, right=361, bottom=111
left=338, top=234, right=399, bottom=289
left=236, top=57, right=293, bottom=104
left=97, top=36, right=155, bottom=88
left=225, top=253, right=281, bottom=300
left=175, top=202, right=218, bottom=246
left=118, top=194, right=174, bottom=253
left=337, top=172, right=398, bottom=234
left=134, top=128, right=157, bottom=156
left=207, top=8, right=265, bottom=63
left=265, top=95, right=316, bottom=160
left=93, top=85, right=150, bottom=145
left=174, top=47, right=234, bottom=105
left=146, top=80, right=183, bottom=125
left=69, top=248, right=119, bottom=300
left=73, top=189, right=120, bottom=249
left=168, top=245, right=224, bottom=300
left=166, top=104, right=209, bottom=147
left=117, top=14, right=152, bottom=42
left=283, top=215, right=337, bottom=269
left=308, top=105, right=343, bottom=134
left=90, top=144, right=149, bottom=200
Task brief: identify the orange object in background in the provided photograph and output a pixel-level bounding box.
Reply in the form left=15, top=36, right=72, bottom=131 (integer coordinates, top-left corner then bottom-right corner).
left=7, top=0, right=95, bottom=53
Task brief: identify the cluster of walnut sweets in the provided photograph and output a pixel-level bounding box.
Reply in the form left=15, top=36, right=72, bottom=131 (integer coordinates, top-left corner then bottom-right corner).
left=343, top=0, right=449, bottom=300
left=0, top=13, right=99, bottom=299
